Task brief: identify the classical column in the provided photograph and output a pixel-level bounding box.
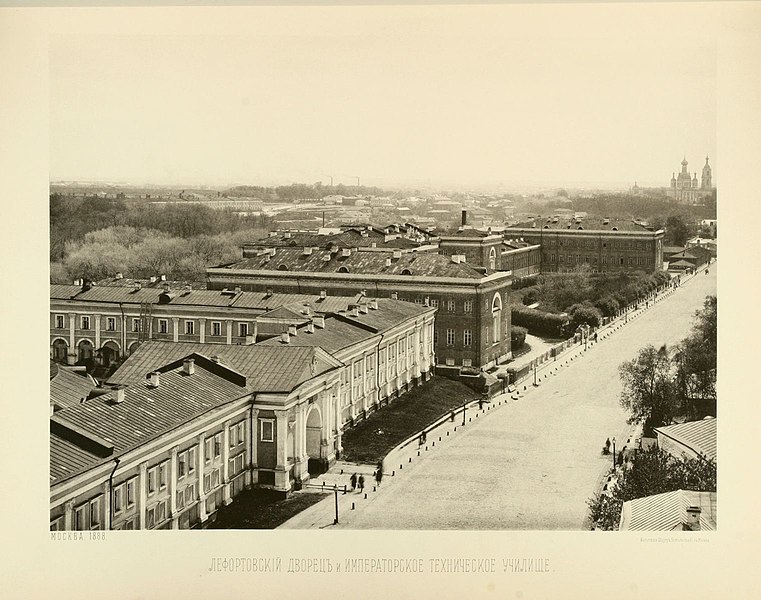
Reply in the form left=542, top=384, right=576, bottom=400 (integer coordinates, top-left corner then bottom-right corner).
left=226, top=320, right=233, bottom=345
left=333, top=383, right=343, bottom=458
left=69, top=313, right=76, bottom=349
left=248, top=408, right=259, bottom=487
left=102, top=480, right=111, bottom=530
left=362, top=354, right=369, bottom=414
left=94, top=314, right=101, bottom=349
left=274, top=410, right=289, bottom=491
left=349, top=361, right=356, bottom=421
left=64, top=500, right=74, bottom=531
left=169, top=446, right=179, bottom=529
left=197, top=434, right=207, bottom=522
left=138, top=463, right=147, bottom=530
left=293, top=404, right=308, bottom=482
left=199, top=318, right=206, bottom=344
left=172, top=317, right=179, bottom=342
left=222, top=420, right=232, bottom=505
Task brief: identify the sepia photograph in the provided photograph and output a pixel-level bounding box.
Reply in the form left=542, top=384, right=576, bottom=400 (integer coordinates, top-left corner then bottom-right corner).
left=1, top=1, right=760, bottom=598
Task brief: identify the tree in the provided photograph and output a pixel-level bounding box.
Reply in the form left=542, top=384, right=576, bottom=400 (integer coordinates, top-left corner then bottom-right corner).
left=588, top=445, right=717, bottom=530
left=665, top=215, right=693, bottom=246
left=618, top=344, right=679, bottom=434
left=568, top=302, right=603, bottom=329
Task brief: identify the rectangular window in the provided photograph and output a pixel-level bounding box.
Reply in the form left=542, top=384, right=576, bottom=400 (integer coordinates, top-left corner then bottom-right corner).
left=158, top=319, right=168, bottom=334
left=237, top=422, right=245, bottom=445
left=146, top=506, right=156, bottom=529
left=113, top=486, right=123, bottom=514
left=81, top=316, right=90, bottom=330
left=430, top=299, right=439, bottom=308
left=203, top=473, right=211, bottom=493
left=127, top=478, right=136, bottom=507
left=445, top=358, right=455, bottom=366
left=239, top=322, right=248, bottom=337
left=205, top=438, right=212, bottom=463
left=188, top=447, right=196, bottom=474
left=559, top=254, right=564, bottom=263
left=463, top=329, right=472, bottom=347
left=55, top=315, right=65, bottom=329
left=157, top=500, right=166, bottom=524
left=89, top=496, right=101, bottom=529
left=185, top=320, right=194, bottom=335
left=148, top=467, right=157, bottom=494
left=212, top=321, right=222, bottom=336
left=106, top=317, right=116, bottom=331
left=434, top=330, right=438, bottom=345
left=177, top=488, right=185, bottom=510
left=464, top=300, right=472, bottom=313
left=229, top=424, right=237, bottom=448
left=50, top=518, right=62, bottom=531
left=261, top=419, right=274, bottom=443
left=74, top=504, right=87, bottom=530
left=462, top=358, right=472, bottom=367
left=414, top=298, right=423, bottom=304
left=159, top=462, right=167, bottom=490
left=446, top=328, right=455, bottom=346
left=447, top=300, right=455, bottom=313
left=212, top=469, right=220, bottom=488
left=186, top=483, right=195, bottom=503
left=214, top=433, right=222, bottom=458
left=132, top=318, right=140, bottom=333
left=551, top=254, right=555, bottom=261
left=178, top=452, right=186, bottom=478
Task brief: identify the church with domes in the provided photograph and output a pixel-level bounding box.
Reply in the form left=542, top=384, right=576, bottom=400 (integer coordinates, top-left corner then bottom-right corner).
left=670, top=155, right=713, bottom=204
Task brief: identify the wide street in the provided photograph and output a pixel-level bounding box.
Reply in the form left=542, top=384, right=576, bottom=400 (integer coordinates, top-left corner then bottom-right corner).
left=281, top=265, right=717, bottom=530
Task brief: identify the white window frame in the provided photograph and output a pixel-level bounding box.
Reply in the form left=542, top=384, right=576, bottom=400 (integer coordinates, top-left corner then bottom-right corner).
left=106, top=317, right=116, bottom=331
left=147, top=466, right=157, bottom=495
left=74, top=504, right=87, bottom=531
left=158, top=319, right=168, bottom=334
left=212, top=321, right=222, bottom=336
left=81, top=316, right=90, bottom=330
left=463, top=329, right=472, bottom=347
left=260, top=419, right=275, bottom=443
left=55, top=314, right=65, bottom=329
left=113, top=484, right=123, bottom=515
left=237, top=422, right=245, bottom=446
left=238, top=322, right=249, bottom=337
left=158, top=461, right=168, bottom=491
left=204, top=438, right=213, bottom=464
left=178, top=451, right=186, bottom=479
left=464, top=300, right=472, bottom=313
left=188, top=447, right=196, bottom=474
left=214, top=433, right=222, bottom=458
left=447, top=300, right=456, bottom=313
left=132, top=318, right=141, bottom=332
left=89, top=496, right=102, bottom=529
left=185, top=320, right=195, bottom=335
left=126, top=478, right=136, bottom=507
left=446, top=328, right=455, bottom=346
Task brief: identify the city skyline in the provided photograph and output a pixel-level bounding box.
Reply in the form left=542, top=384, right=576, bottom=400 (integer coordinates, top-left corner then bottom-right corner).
left=50, top=5, right=716, bottom=188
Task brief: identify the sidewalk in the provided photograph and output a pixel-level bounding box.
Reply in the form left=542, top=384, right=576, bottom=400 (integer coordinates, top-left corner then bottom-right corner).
left=279, top=265, right=713, bottom=529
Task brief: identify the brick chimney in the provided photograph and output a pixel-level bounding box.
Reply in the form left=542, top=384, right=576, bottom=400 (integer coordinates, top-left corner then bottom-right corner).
left=147, top=371, right=161, bottom=388
left=462, top=209, right=467, bottom=226
left=183, top=358, right=195, bottom=376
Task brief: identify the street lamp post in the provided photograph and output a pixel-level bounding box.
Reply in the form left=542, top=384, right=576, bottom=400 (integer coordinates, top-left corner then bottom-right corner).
left=611, top=437, right=617, bottom=471
left=533, top=362, right=537, bottom=386
left=462, top=401, right=466, bottom=426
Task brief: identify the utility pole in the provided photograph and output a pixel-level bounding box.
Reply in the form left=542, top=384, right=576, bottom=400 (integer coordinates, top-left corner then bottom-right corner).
left=333, top=488, right=339, bottom=525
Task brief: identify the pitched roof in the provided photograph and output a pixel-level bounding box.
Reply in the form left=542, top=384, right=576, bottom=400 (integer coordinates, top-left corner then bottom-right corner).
left=51, top=362, right=251, bottom=484
left=50, top=284, right=82, bottom=299
left=50, top=364, right=98, bottom=409
left=216, top=248, right=486, bottom=278
left=619, top=489, right=716, bottom=531
left=654, top=418, right=717, bottom=462
left=508, top=217, right=654, bottom=233
left=107, top=341, right=337, bottom=393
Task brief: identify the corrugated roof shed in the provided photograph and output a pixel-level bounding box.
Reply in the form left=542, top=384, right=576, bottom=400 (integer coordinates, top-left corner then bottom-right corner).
left=654, top=418, right=717, bottom=462
left=619, top=489, right=716, bottom=531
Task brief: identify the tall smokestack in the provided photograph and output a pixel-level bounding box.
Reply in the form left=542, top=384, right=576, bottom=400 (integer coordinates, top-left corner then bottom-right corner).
left=462, top=210, right=467, bottom=226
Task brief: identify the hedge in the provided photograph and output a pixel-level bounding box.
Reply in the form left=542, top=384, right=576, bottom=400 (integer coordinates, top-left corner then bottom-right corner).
left=511, top=325, right=528, bottom=350
left=511, top=306, right=569, bottom=337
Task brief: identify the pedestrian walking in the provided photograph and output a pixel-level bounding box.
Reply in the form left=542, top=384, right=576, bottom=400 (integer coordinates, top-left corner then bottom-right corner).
left=350, top=473, right=357, bottom=491
left=375, top=465, right=383, bottom=486
left=450, top=410, right=455, bottom=422
left=358, top=474, right=365, bottom=492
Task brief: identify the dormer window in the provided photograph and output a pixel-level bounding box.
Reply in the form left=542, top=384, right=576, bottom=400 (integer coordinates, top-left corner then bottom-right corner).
left=277, top=264, right=288, bottom=271
left=337, top=266, right=349, bottom=273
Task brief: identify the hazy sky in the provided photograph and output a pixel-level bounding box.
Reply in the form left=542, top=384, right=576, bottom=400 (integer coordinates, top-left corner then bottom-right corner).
left=49, top=5, right=717, bottom=189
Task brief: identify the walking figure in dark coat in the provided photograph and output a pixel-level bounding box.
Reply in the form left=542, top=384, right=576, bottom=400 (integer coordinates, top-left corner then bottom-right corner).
left=376, top=461, right=383, bottom=486
left=358, top=474, right=365, bottom=492
left=350, top=473, right=357, bottom=491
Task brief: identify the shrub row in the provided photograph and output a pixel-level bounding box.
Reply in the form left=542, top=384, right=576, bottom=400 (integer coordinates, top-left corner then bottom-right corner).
left=511, top=306, right=569, bottom=337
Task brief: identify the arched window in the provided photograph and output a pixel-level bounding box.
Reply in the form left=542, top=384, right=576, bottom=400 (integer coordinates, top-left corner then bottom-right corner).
left=491, top=292, right=502, bottom=343
left=488, top=247, right=497, bottom=270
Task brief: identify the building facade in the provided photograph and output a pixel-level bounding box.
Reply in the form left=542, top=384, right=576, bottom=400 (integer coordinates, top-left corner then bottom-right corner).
left=207, top=248, right=513, bottom=369
left=505, top=218, right=664, bottom=273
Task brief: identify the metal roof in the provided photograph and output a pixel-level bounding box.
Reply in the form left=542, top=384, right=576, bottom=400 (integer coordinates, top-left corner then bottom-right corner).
left=619, top=489, right=716, bottom=531
left=217, top=248, right=486, bottom=278
left=107, top=341, right=337, bottom=392
left=654, top=418, right=717, bottom=462
left=50, top=433, right=101, bottom=483
left=259, top=317, right=376, bottom=354
left=51, top=363, right=252, bottom=483
left=50, top=284, right=82, bottom=299
left=50, top=364, right=98, bottom=409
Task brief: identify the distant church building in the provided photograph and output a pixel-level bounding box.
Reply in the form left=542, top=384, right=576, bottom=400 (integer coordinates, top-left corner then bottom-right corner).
left=670, top=156, right=712, bottom=204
